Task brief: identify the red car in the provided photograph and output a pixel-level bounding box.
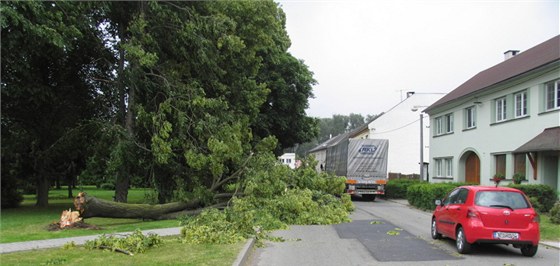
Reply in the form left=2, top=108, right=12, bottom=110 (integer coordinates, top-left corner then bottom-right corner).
left=431, top=186, right=540, bottom=257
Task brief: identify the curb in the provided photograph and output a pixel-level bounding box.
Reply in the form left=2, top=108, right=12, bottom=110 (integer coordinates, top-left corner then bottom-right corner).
left=540, top=241, right=560, bottom=250
left=232, top=237, right=255, bottom=266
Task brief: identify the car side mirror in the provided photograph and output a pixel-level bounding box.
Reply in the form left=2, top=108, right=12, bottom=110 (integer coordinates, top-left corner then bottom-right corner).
left=435, top=199, right=442, bottom=206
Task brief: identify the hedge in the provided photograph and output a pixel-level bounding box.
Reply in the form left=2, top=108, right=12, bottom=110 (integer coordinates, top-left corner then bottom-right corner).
left=384, top=179, right=423, bottom=199
left=406, top=183, right=464, bottom=211
left=508, top=184, right=558, bottom=213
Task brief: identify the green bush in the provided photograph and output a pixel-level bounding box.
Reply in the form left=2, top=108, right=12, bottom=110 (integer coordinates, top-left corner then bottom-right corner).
left=385, top=179, right=423, bottom=199
left=100, top=183, right=115, bottom=190
left=549, top=201, right=560, bottom=224
left=407, top=183, right=463, bottom=211
left=508, top=184, right=558, bottom=213
left=1, top=176, right=23, bottom=208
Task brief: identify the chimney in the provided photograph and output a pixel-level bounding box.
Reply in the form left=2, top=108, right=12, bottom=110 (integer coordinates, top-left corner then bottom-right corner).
left=504, top=50, right=520, bottom=61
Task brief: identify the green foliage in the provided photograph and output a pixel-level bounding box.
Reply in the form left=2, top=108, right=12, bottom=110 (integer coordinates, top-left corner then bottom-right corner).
left=3, top=0, right=319, bottom=206
left=550, top=202, right=560, bottom=224
left=384, top=178, right=423, bottom=199
left=85, top=229, right=162, bottom=254
left=529, top=197, right=543, bottom=213
left=100, top=183, right=116, bottom=190
left=180, top=209, right=246, bottom=244
left=512, top=172, right=526, bottom=184
left=407, top=183, right=463, bottom=211
left=1, top=175, right=23, bottom=208
left=178, top=151, right=353, bottom=244
left=508, top=184, right=558, bottom=213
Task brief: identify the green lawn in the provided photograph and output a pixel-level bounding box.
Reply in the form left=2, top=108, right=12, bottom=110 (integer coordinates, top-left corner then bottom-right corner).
left=0, top=237, right=244, bottom=266
left=0, top=187, right=244, bottom=265
left=0, top=187, right=179, bottom=243
left=540, top=214, right=560, bottom=241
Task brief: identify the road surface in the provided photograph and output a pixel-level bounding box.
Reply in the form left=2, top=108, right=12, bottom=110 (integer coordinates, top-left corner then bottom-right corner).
left=247, top=199, right=559, bottom=266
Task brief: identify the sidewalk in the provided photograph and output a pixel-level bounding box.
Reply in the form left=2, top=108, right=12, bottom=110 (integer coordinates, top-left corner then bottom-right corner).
left=388, top=199, right=560, bottom=250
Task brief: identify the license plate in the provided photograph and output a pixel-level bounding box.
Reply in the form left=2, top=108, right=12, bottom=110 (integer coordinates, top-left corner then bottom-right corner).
left=493, top=232, right=519, bottom=240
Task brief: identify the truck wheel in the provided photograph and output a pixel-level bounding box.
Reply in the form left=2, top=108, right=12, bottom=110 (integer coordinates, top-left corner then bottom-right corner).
left=363, top=195, right=376, bottom=201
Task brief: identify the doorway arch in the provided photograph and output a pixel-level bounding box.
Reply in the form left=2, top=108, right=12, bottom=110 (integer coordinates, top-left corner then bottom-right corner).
left=463, top=152, right=480, bottom=184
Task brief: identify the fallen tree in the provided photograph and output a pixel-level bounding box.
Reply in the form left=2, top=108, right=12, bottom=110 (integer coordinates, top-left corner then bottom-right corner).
left=73, top=191, right=235, bottom=220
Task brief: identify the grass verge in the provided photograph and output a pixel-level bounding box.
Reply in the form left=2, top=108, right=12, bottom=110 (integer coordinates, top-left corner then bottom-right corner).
left=0, top=236, right=244, bottom=266
left=1, top=187, right=178, bottom=243
left=540, top=214, right=560, bottom=241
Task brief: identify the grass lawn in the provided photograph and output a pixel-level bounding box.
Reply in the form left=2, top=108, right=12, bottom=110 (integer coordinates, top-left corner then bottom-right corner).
left=0, top=187, right=179, bottom=243
left=540, top=214, right=560, bottom=241
left=0, top=187, right=245, bottom=265
left=0, top=237, right=244, bottom=266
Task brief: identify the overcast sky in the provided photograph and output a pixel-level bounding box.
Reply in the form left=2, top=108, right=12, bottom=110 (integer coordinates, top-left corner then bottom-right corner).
left=277, top=0, right=559, bottom=118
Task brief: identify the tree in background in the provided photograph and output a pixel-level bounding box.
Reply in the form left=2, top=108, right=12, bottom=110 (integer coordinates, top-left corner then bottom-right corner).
left=294, top=113, right=381, bottom=157
left=1, top=1, right=113, bottom=207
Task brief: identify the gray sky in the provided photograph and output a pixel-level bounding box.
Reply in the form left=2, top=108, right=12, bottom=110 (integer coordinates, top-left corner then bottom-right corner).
left=277, top=0, right=559, bottom=118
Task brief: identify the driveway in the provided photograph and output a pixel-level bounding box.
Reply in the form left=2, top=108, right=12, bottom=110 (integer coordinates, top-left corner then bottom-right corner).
left=247, top=199, right=560, bottom=266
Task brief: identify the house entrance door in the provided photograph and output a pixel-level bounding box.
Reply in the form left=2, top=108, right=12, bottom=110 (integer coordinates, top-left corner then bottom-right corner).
left=465, top=153, right=480, bottom=184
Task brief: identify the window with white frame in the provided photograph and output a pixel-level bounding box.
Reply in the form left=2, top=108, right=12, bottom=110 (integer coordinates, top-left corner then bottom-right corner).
left=514, top=90, right=528, bottom=118
left=495, top=97, right=507, bottom=122
left=545, top=79, right=560, bottom=111
left=435, top=157, right=453, bottom=177
left=434, top=113, right=454, bottom=136
left=465, top=106, right=476, bottom=129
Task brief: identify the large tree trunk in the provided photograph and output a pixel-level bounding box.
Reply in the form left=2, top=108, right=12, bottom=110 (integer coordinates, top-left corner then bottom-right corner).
left=74, top=192, right=238, bottom=220
left=76, top=193, right=202, bottom=220
left=36, top=175, right=49, bottom=207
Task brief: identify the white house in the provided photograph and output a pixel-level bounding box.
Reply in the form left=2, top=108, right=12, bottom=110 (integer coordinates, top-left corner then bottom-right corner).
left=308, top=92, right=444, bottom=178
left=278, top=153, right=297, bottom=169
left=364, top=92, right=446, bottom=178
left=424, top=35, right=560, bottom=191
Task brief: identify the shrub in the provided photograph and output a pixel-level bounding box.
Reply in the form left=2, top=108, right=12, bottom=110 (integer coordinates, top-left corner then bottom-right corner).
left=1, top=178, right=23, bottom=208
left=385, top=179, right=423, bottom=199
left=508, top=184, right=558, bottom=213
left=512, top=172, right=526, bottom=185
left=407, top=183, right=463, bottom=211
left=100, top=183, right=115, bottom=190
left=549, top=201, right=560, bottom=224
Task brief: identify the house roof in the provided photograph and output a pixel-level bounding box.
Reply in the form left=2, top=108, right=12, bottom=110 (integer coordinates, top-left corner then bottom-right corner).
left=514, top=127, right=560, bottom=153
left=424, top=35, right=560, bottom=114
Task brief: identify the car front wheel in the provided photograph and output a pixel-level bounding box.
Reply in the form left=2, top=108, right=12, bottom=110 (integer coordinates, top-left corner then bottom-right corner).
left=456, top=227, right=471, bottom=254
left=431, top=218, right=441, bottom=239
left=520, top=244, right=538, bottom=257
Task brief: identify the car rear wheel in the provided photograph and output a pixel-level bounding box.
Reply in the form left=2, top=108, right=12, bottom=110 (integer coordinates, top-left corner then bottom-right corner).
left=431, top=218, right=441, bottom=239
left=456, top=227, right=471, bottom=254
left=520, top=244, right=538, bottom=257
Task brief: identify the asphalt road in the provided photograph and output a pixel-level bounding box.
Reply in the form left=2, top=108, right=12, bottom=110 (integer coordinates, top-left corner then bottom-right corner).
left=247, top=199, right=560, bottom=266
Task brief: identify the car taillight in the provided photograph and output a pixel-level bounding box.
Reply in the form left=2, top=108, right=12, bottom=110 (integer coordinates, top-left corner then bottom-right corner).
left=467, top=208, right=479, bottom=219
left=533, top=214, right=540, bottom=223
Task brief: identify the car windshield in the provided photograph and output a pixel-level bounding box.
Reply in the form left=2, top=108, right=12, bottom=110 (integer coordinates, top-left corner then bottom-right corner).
left=474, top=191, right=530, bottom=210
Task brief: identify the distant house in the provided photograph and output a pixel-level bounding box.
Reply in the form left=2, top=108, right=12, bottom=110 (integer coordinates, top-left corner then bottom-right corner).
left=365, top=92, right=446, bottom=177
left=278, top=153, right=296, bottom=169
left=424, top=35, right=559, bottom=190
left=308, top=92, right=444, bottom=177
